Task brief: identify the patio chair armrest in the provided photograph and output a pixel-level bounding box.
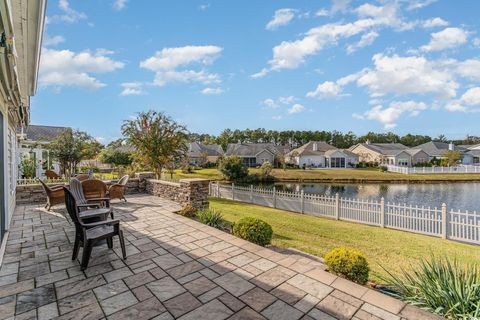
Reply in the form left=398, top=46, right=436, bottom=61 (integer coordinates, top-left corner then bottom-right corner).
left=77, top=203, right=100, bottom=208
left=82, top=219, right=120, bottom=228
left=87, top=197, right=110, bottom=202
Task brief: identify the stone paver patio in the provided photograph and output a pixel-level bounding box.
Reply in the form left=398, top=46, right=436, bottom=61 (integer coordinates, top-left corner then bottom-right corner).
left=0, top=194, right=441, bottom=320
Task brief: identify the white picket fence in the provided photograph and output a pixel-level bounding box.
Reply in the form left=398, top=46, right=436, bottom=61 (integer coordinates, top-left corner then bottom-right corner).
left=209, top=182, right=480, bottom=245
left=387, top=164, right=480, bottom=174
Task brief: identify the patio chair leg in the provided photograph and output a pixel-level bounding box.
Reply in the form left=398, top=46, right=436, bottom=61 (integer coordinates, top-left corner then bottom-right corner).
left=72, top=235, right=81, bottom=260
left=107, top=237, right=113, bottom=249
left=81, top=240, right=93, bottom=270
left=118, top=230, right=127, bottom=260
left=110, top=211, right=114, bottom=219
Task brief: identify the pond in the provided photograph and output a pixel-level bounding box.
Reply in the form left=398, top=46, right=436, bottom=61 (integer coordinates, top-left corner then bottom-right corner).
left=254, top=182, right=480, bottom=212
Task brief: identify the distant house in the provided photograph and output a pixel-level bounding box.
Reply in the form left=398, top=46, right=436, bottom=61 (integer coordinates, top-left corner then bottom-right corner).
left=225, top=143, right=286, bottom=167
left=187, top=142, right=224, bottom=166
left=460, top=144, right=480, bottom=165
left=17, top=125, right=70, bottom=178
left=286, top=141, right=358, bottom=168
left=414, top=141, right=467, bottom=161
left=349, top=141, right=430, bottom=167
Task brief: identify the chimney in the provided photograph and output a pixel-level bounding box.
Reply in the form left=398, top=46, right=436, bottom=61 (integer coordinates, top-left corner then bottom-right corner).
left=312, top=142, right=318, bottom=151
left=448, top=142, right=454, bottom=151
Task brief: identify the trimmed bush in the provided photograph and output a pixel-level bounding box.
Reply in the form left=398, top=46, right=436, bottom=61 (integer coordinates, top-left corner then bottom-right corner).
left=324, top=247, right=370, bottom=285
left=384, top=256, right=480, bottom=320
left=177, top=204, right=197, bottom=217
left=197, top=209, right=225, bottom=229
left=218, top=156, right=248, bottom=181
left=232, top=217, right=273, bottom=246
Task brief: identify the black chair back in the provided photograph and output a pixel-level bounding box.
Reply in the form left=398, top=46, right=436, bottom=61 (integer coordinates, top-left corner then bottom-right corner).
left=64, top=187, right=83, bottom=231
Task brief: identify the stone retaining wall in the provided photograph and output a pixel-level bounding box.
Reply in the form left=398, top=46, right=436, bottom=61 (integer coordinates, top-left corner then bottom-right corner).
left=16, top=172, right=210, bottom=210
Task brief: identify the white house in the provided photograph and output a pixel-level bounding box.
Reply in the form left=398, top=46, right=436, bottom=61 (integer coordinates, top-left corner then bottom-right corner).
left=286, top=141, right=359, bottom=168
left=17, top=125, right=69, bottom=178
left=0, top=0, right=46, bottom=245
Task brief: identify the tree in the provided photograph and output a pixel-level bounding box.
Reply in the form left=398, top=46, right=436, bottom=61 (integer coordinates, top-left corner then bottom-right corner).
left=442, top=150, right=462, bottom=166
left=49, top=129, right=96, bottom=176
left=218, top=156, right=248, bottom=181
left=260, top=161, right=273, bottom=178
left=99, top=148, right=133, bottom=167
left=83, top=140, right=104, bottom=159
left=121, top=110, right=188, bottom=179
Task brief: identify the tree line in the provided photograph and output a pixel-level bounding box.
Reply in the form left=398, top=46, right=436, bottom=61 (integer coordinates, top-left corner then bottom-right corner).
left=188, top=129, right=480, bottom=149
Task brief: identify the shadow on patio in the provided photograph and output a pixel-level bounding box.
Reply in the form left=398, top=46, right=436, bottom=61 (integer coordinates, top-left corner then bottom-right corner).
left=0, top=194, right=440, bottom=320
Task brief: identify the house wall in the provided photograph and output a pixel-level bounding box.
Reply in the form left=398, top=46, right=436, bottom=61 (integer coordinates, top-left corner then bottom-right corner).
left=255, top=150, right=274, bottom=165
left=298, top=155, right=325, bottom=167
left=411, top=150, right=430, bottom=165
left=350, top=145, right=382, bottom=163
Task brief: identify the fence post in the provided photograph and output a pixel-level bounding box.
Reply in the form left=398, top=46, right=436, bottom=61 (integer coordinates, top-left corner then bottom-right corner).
left=300, top=190, right=305, bottom=214
left=216, top=182, right=220, bottom=198
left=232, top=183, right=235, bottom=201
left=380, top=197, right=385, bottom=227
left=441, top=203, right=447, bottom=239
left=250, top=185, right=254, bottom=203
left=273, top=186, right=277, bottom=208
left=335, top=193, right=340, bottom=220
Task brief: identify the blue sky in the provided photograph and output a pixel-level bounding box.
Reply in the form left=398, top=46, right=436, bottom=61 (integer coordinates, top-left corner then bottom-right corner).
left=32, top=0, right=480, bottom=143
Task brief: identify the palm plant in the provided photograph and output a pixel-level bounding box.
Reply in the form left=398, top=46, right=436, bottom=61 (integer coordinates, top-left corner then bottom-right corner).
left=383, top=255, right=480, bottom=319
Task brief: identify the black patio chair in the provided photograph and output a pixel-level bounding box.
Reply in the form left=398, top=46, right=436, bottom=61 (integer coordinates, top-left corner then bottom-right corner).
left=64, top=187, right=127, bottom=270
left=70, top=178, right=114, bottom=220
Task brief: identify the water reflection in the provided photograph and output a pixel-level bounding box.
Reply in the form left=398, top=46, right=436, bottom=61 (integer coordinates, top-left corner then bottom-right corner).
left=271, top=182, right=480, bottom=211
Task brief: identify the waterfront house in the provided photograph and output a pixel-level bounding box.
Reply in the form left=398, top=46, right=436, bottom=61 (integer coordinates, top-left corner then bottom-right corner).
left=0, top=0, right=46, bottom=246
left=17, top=125, right=69, bottom=178
left=349, top=141, right=412, bottom=166
left=225, top=143, right=286, bottom=167
left=461, top=144, right=480, bottom=165
left=187, top=142, right=224, bottom=166
left=286, top=141, right=359, bottom=168
left=414, top=141, right=466, bottom=161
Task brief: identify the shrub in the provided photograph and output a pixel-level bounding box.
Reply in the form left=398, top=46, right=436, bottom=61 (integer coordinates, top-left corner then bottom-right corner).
left=20, top=157, right=36, bottom=179
left=232, top=217, right=273, bottom=246
left=218, top=156, right=249, bottom=181
left=177, top=204, right=197, bottom=217
left=379, top=166, right=388, bottom=172
left=197, top=209, right=225, bottom=229
left=260, top=161, right=273, bottom=178
left=324, top=247, right=370, bottom=285
left=384, top=256, right=480, bottom=320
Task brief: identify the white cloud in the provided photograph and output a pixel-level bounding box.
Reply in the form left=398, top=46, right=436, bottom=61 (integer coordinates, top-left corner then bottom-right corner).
left=445, top=87, right=480, bottom=112
left=39, top=48, right=124, bottom=90
left=113, top=0, right=127, bottom=11
left=120, top=82, right=145, bottom=96
left=420, top=27, right=468, bottom=52
left=49, top=0, right=87, bottom=24
left=356, top=101, right=427, bottom=129
left=199, top=4, right=210, bottom=11
left=346, top=31, right=379, bottom=54
left=406, top=0, right=438, bottom=11
left=43, top=35, right=65, bottom=46
left=422, top=17, right=448, bottom=28
left=266, top=8, right=296, bottom=31
left=356, top=54, right=458, bottom=99
left=460, top=87, right=480, bottom=106
left=140, top=45, right=222, bottom=87
left=262, top=96, right=296, bottom=108
left=307, top=81, right=343, bottom=99
left=201, top=87, right=224, bottom=95
left=456, top=59, right=480, bottom=81
left=262, top=98, right=278, bottom=108
left=315, top=9, right=329, bottom=17
left=287, top=103, right=305, bottom=114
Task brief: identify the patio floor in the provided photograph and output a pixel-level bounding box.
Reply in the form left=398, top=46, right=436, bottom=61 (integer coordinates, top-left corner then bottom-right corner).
left=0, top=194, right=440, bottom=320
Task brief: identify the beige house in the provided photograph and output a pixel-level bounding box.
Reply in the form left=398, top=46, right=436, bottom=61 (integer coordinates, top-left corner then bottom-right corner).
left=0, top=1, right=46, bottom=244
left=187, top=142, right=224, bottom=166
left=349, top=142, right=429, bottom=167
left=225, top=143, right=286, bottom=167
left=286, top=141, right=359, bottom=168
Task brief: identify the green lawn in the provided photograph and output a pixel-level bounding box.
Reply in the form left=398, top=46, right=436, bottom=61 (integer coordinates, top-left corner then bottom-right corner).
left=210, top=198, right=480, bottom=283
left=173, top=167, right=480, bottom=182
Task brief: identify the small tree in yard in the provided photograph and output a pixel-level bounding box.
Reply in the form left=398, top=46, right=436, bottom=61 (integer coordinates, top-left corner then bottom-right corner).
left=121, top=110, right=188, bottom=179
left=260, top=161, right=273, bottom=178
left=441, top=150, right=462, bottom=166
left=99, top=148, right=133, bottom=167
left=218, top=156, right=248, bottom=181
left=49, top=129, right=97, bottom=176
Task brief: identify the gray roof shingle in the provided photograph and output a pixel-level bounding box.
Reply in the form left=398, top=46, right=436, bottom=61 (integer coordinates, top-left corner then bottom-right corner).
left=23, top=125, right=70, bottom=142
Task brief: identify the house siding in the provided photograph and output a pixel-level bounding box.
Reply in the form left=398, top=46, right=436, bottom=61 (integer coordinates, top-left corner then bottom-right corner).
left=255, top=150, right=274, bottom=166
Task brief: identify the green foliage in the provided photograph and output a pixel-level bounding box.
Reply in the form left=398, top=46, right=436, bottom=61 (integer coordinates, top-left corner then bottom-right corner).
left=177, top=204, right=197, bottom=217
left=232, top=217, right=273, bottom=246
left=379, top=166, right=388, bottom=172
left=48, top=129, right=97, bottom=176
left=441, top=150, right=462, bottom=166
left=79, top=166, right=100, bottom=173
left=260, top=161, right=273, bottom=178
left=324, top=247, right=370, bottom=285
left=20, top=157, right=36, bottom=178
left=99, top=148, right=133, bottom=166
left=197, top=209, right=225, bottom=229
left=122, top=110, right=188, bottom=179
left=384, top=256, right=480, bottom=319
left=218, top=156, right=249, bottom=181
left=414, top=162, right=432, bottom=167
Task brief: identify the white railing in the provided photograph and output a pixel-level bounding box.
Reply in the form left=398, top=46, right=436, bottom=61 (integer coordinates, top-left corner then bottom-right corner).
left=387, top=164, right=480, bottom=174
left=209, top=182, right=479, bottom=246
left=17, top=178, right=69, bottom=185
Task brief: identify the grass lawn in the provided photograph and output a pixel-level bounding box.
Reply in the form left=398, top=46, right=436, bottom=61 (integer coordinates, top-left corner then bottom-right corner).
left=210, top=197, right=480, bottom=283
left=173, top=167, right=480, bottom=182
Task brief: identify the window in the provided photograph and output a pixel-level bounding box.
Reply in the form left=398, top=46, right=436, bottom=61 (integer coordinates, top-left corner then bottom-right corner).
left=398, top=159, right=409, bottom=166
left=330, top=157, right=345, bottom=168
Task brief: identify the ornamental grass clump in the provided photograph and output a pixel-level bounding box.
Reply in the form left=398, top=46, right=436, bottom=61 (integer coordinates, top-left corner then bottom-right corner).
left=232, top=217, right=273, bottom=246
left=383, top=256, right=480, bottom=320
left=324, top=247, right=370, bottom=285
left=177, top=204, right=197, bottom=217
left=197, top=208, right=225, bottom=229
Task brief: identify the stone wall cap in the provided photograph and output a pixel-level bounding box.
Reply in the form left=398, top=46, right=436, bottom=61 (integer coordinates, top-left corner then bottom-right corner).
left=147, top=179, right=181, bottom=186
left=179, top=178, right=210, bottom=183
